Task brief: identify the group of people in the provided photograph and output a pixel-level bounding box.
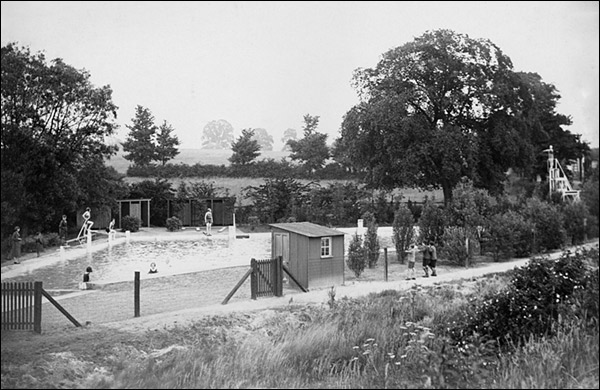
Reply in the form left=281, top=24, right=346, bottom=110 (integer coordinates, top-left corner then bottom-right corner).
left=405, top=242, right=438, bottom=280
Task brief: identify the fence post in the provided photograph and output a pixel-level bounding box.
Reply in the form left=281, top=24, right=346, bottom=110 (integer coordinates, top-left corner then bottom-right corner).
left=134, top=271, right=140, bottom=317
left=275, top=256, right=283, bottom=297
left=33, top=281, right=42, bottom=334
left=250, top=259, right=257, bottom=300
left=384, top=248, right=388, bottom=282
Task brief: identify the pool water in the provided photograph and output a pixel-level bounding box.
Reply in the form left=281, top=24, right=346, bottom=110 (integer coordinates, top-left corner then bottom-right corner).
left=2, top=238, right=268, bottom=290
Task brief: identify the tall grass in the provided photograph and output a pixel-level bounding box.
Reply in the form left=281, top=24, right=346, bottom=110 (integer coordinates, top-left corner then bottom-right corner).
left=107, top=251, right=598, bottom=389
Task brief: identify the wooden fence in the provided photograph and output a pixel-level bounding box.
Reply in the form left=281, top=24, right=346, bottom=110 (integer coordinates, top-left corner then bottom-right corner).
left=1, top=281, right=81, bottom=333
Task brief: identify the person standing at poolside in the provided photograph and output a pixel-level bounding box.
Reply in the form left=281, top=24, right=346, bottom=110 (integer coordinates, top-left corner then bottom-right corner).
left=59, top=215, right=68, bottom=244
left=421, top=242, right=432, bottom=277
left=11, top=226, right=22, bottom=264
left=204, top=208, right=213, bottom=236
left=429, top=242, right=438, bottom=276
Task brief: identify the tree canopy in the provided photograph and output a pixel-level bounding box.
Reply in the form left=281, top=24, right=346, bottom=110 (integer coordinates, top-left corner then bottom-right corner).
left=202, top=119, right=234, bottom=149
left=1, top=42, right=121, bottom=236
left=287, top=114, right=330, bottom=173
left=229, top=128, right=261, bottom=166
left=336, top=29, right=589, bottom=204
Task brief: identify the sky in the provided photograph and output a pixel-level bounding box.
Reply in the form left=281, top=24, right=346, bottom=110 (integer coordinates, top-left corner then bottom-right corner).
left=1, top=1, right=598, bottom=150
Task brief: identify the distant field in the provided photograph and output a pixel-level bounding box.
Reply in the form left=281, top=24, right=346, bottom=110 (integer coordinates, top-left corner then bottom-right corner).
left=106, top=148, right=291, bottom=174
left=109, top=148, right=443, bottom=206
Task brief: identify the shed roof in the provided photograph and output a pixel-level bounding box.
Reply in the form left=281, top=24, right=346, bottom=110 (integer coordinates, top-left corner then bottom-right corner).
left=269, top=222, right=345, bottom=238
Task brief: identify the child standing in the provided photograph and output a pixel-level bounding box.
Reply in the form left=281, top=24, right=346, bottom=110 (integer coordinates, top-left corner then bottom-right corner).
left=404, top=244, right=419, bottom=280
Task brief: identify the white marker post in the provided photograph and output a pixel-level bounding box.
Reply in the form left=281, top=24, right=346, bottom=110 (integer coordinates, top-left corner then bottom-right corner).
left=86, top=229, right=92, bottom=252
left=126, top=230, right=131, bottom=244
left=357, top=218, right=364, bottom=238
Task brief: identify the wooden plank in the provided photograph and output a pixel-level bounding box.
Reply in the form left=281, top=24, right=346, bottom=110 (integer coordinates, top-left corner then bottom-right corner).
left=41, top=289, right=81, bottom=327
left=222, top=268, right=252, bottom=305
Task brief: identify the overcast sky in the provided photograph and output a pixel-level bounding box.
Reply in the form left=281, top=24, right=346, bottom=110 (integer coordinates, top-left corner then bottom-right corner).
left=1, top=1, right=598, bottom=150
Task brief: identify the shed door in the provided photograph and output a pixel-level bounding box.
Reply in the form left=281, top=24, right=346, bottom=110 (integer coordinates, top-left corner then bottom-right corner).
left=274, top=233, right=289, bottom=266
left=130, top=202, right=141, bottom=220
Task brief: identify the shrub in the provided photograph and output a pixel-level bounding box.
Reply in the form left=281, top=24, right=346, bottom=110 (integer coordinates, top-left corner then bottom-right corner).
left=453, top=247, right=599, bottom=348
left=561, top=201, right=591, bottom=245
left=362, top=211, right=380, bottom=268
left=121, top=216, right=141, bottom=232
left=486, top=210, right=534, bottom=261
left=165, top=216, right=182, bottom=232
left=417, top=198, right=446, bottom=247
left=346, top=234, right=366, bottom=278
left=522, top=198, right=566, bottom=252
left=441, top=226, right=474, bottom=267
left=392, top=203, right=415, bottom=263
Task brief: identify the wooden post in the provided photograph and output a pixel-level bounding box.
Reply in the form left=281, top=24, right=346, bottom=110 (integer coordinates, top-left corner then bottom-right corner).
left=134, top=271, right=140, bottom=317
left=250, top=259, right=257, bottom=300
left=33, top=281, right=42, bottom=334
left=384, top=248, right=388, bottom=282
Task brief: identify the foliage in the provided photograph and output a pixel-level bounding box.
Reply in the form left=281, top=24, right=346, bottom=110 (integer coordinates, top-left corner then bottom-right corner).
left=362, top=211, right=380, bottom=268
left=229, top=128, right=261, bottom=166
left=122, top=105, right=158, bottom=167
left=155, top=120, right=180, bottom=166
left=561, top=200, right=591, bottom=245
left=280, top=128, right=297, bottom=151
left=303, top=182, right=369, bottom=226
left=127, top=179, right=175, bottom=227
left=392, top=203, right=414, bottom=263
left=486, top=210, right=534, bottom=261
left=441, top=226, right=473, bottom=267
left=165, top=216, right=182, bottom=232
left=336, top=29, right=587, bottom=204
left=445, top=178, right=495, bottom=230
left=251, top=128, right=274, bottom=151
left=201, top=119, right=234, bottom=149
left=242, top=178, right=316, bottom=224
left=346, top=234, right=366, bottom=278
left=417, top=198, right=446, bottom=247
left=1, top=42, right=119, bottom=238
left=287, top=114, right=330, bottom=173
left=121, top=215, right=140, bottom=232
left=452, top=248, right=599, bottom=348
left=521, top=197, right=566, bottom=252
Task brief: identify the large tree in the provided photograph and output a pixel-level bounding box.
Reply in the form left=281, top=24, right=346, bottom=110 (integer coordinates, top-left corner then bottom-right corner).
left=252, top=128, right=274, bottom=151
left=201, top=119, right=234, bottom=149
left=281, top=128, right=297, bottom=151
left=122, top=105, right=157, bottom=167
left=287, top=114, right=330, bottom=173
left=155, top=120, right=180, bottom=166
left=229, top=128, right=261, bottom=166
left=1, top=42, right=119, bottom=237
left=336, top=29, right=587, bottom=204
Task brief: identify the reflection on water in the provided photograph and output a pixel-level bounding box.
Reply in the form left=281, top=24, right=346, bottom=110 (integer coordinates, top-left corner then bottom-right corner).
left=2, top=239, right=234, bottom=290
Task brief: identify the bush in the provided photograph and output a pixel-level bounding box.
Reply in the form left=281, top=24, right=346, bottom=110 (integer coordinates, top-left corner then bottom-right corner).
left=362, top=211, right=380, bottom=268
left=346, top=234, right=366, bottom=278
left=392, top=203, right=415, bottom=264
left=165, top=216, right=182, bottom=232
left=453, top=248, right=599, bottom=348
left=417, top=198, right=446, bottom=247
left=561, top=201, right=591, bottom=245
left=441, top=226, right=474, bottom=267
left=121, top=216, right=141, bottom=232
left=522, top=197, right=566, bottom=252
left=486, top=210, right=534, bottom=261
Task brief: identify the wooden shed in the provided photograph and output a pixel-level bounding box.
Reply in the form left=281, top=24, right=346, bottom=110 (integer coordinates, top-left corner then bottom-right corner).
left=269, top=222, right=346, bottom=290
left=117, top=198, right=151, bottom=229
left=166, top=197, right=235, bottom=227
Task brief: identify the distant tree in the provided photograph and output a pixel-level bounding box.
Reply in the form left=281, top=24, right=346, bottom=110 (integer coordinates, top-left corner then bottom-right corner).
left=281, top=128, right=297, bottom=151
left=252, top=128, right=274, bottom=151
left=287, top=114, right=330, bottom=173
left=1, top=42, right=119, bottom=237
left=155, top=120, right=180, bottom=166
left=229, top=128, right=261, bottom=166
left=122, top=105, right=157, bottom=167
left=202, top=119, right=234, bottom=149
left=243, top=177, right=315, bottom=223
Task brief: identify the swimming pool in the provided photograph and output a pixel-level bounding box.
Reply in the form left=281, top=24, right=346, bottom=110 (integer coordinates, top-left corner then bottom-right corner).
left=1, top=235, right=271, bottom=290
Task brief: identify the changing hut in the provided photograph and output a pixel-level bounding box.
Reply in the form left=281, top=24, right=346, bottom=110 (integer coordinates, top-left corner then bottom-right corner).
left=269, top=222, right=346, bottom=290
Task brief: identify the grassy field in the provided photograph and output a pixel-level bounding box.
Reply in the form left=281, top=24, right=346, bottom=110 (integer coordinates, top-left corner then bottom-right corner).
left=111, top=148, right=444, bottom=205
left=2, top=249, right=598, bottom=389
left=106, top=148, right=291, bottom=174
